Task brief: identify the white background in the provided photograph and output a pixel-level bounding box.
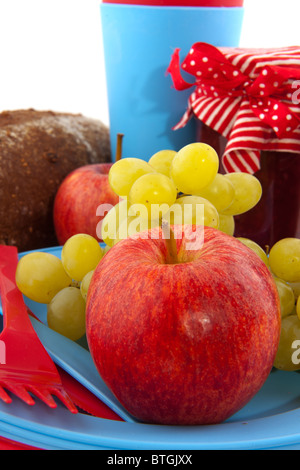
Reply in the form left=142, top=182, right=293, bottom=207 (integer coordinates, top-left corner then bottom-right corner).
left=0, top=0, right=299, bottom=126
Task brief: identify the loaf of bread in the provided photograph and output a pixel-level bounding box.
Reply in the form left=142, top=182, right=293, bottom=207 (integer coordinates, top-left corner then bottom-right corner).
left=0, top=109, right=112, bottom=252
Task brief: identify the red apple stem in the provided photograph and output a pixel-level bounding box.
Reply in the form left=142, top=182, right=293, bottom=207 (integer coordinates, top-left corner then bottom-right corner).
left=161, top=221, right=179, bottom=264
left=115, top=133, right=124, bottom=162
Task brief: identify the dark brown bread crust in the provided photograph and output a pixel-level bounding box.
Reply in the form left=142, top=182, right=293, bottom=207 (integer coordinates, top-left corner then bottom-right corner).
left=0, top=109, right=112, bottom=252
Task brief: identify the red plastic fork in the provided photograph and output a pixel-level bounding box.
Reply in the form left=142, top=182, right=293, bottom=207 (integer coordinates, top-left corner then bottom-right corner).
left=0, top=245, right=77, bottom=413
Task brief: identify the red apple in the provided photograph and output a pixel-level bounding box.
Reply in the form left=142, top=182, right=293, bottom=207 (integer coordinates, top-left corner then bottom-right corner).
left=53, top=163, right=119, bottom=245
left=86, top=225, right=281, bottom=425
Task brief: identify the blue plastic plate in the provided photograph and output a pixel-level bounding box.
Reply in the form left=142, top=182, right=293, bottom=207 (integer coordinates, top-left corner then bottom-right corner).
left=0, top=246, right=300, bottom=450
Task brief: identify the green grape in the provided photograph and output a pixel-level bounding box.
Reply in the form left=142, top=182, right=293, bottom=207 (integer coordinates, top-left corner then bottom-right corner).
left=47, top=287, right=86, bottom=341
left=115, top=214, right=160, bottom=244
left=218, top=213, right=235, bottom=236
left=128, top=173, right=177, bottom=220
left=108, top=158, right=156, bottom=198
left=164, top=195, right=219, bottom=229
left=80, top=270, right=94, bottom=301
left=220, top=172, right=262, bottom=216
left=61, top=233, right=103, bottom=282
left=273, top=277, right=296, bottom=318
left=170, top=143, right=219, bottom=195
left=16, top=252, right=72, bottom=304
left=273, top=314, right=300, bottom=371
left=268, top=238, right=300, bottom=283
left=289, top=281, right=300, bottom=302
left=101, top=199, right=129, bottom=247
left=236, top=237, right=269, bottom=266
left=195, top=173, right=235, bottom=213
left=149, top=150, right=177, bottom=176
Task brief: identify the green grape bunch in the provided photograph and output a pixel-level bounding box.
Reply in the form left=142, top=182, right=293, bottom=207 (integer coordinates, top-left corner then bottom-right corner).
left=103, top=141, right=264, bottom=246
left=16, top=233, right=105, bottom=342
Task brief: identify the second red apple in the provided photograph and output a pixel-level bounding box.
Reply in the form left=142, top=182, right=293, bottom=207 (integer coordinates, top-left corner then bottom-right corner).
left=53, top=163, right=119, bottom=245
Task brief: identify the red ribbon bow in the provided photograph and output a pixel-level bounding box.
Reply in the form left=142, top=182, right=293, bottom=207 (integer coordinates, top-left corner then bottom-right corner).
left=167, top=42, right=300, bottom=173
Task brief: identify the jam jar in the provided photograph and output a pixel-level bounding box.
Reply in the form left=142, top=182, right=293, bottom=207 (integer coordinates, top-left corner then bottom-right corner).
left=196, top=121, right=300, bottom=249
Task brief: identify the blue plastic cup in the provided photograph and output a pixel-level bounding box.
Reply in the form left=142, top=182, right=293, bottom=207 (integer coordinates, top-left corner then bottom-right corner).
left=100, top=2, right=244, bottom=161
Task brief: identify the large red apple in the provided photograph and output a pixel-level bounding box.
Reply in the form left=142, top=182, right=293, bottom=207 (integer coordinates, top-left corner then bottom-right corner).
left=53, top=163, right=119, bottom=245
left=86, top=225, right=281, bottom=425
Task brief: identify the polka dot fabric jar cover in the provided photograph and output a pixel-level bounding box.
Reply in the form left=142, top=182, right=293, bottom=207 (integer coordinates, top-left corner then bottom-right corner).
left=167, top=42, right=300, bottom=173
left=167, top=42, right=300, bottom=247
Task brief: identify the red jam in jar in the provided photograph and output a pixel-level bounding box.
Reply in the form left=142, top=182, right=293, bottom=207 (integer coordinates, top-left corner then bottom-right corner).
left=196, top=122, right=300, bottom=249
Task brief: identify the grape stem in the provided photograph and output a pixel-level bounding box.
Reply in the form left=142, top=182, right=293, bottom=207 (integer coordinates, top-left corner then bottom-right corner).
left=115, top=133, right=124, bottom=162
left=161, top=221, right=179, bottom=265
